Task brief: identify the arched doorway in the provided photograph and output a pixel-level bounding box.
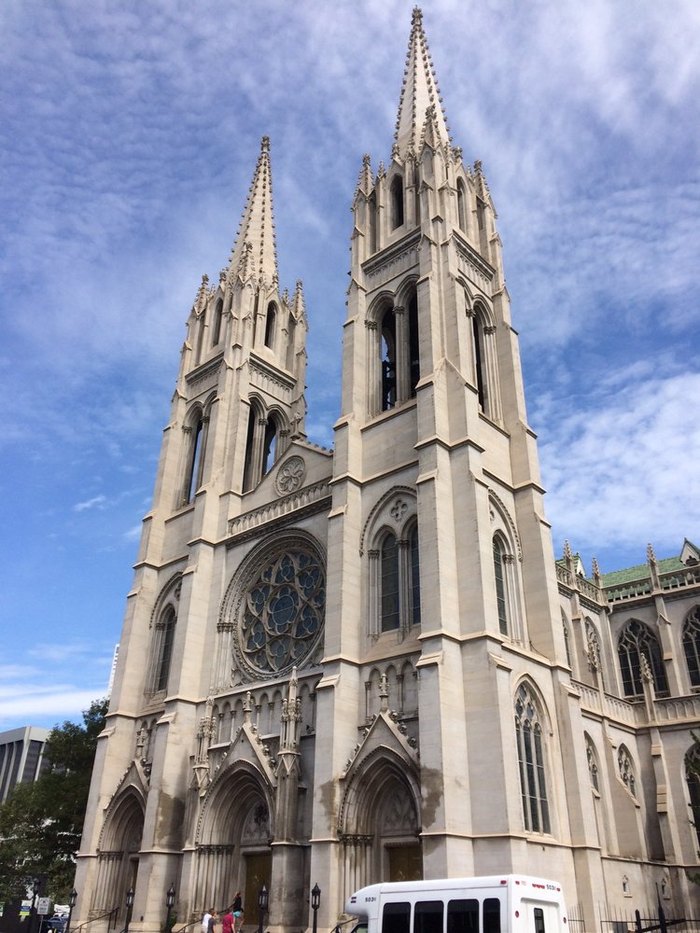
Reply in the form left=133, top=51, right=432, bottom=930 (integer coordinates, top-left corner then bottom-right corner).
left=194, top=764, right=273, bottom=917
left=94, top=790, right=145, bottom=918
left=339, top=750, right=421, bottom=899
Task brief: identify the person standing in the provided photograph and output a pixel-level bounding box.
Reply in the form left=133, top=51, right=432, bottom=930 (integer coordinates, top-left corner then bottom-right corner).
left=202, top=909, right=214, bottom=933
left=232, top=893, right=244, bottom=933
left=221, top=907, right=234, bottom=933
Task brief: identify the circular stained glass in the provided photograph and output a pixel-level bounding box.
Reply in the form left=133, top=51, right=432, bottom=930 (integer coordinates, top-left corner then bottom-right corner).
left=231, top=539, right=325, bottom=678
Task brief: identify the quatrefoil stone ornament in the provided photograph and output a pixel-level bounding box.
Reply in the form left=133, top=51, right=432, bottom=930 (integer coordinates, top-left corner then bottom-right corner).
left=275, top=455, right=306, bottom=495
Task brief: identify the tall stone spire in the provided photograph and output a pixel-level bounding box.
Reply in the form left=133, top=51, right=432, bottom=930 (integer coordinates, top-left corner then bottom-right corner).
left=393, top=7, right=450, bottom=159
left=228, top=135, right=278, bottom=287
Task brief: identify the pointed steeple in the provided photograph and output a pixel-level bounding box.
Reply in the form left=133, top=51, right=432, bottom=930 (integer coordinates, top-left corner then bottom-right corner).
left=394, top=7, right=450, bottom=159
left=228, top=136, right=279, bottom=287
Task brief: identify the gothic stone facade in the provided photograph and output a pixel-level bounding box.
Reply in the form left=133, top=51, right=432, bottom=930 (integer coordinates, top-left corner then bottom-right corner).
left=74, top=10, right=700, bottom=933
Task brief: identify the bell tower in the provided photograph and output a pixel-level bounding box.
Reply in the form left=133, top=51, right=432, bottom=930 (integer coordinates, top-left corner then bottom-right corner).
left=311, top=7, right=574, bottom=915
left=158, top=135, right=308, bottom=522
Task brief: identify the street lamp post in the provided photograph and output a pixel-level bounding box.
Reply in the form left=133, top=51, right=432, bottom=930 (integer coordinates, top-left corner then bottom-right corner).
left=257, top=885, right=268, bottom=933
left=125, top=888, right=135, bottom=933
left=165, top=884, right=176, bottom=933
left=65, top=889, right=77, bottom=933
left=311, top=883, right=321, bottom=933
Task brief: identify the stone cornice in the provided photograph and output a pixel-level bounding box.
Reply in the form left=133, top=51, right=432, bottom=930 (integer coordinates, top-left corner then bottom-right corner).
left=453, top=232, right=495, bottom=292
left=226, top=481, right=332, bottom=545
left=185, top=354, right=224, bottom=389
left=362, top=229, right=421, bottom=284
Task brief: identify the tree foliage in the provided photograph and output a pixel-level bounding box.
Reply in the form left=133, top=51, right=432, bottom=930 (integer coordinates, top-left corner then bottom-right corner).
left=0, top=698, right=108, bottom=903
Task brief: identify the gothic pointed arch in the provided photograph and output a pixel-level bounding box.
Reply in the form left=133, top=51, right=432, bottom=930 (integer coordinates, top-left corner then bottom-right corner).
left=145, top=573, right=182, bottom=699
left=211, top=295, right=224, bottom=347
left=362, top=488, right=420, bottom=637
left=181, top=403, right=207, bottom=505
left=193, top=757, right=275, bottom=916
left=487, top=492, right=523, bottom=642
left=513, top=679, right=552, bottom=835
left=682, top=605, right=700, bottom=687
left=264, top=301, right=277, bottom=350
left=93, top=786, right=145, bottom=915
left=367, top=284, right=420, bottom=415
left=685, top=741, right=700, bottom=850
left=465, top=293, right=501, bottom=420
left=617, top=619, right=668, bottom=698
left=456, top=177, right=468, bottom=233
left=390, top=173, right=404, bottom=229
left=379, top=302, right=397, bottom=412
left=243, top=396, right=290, bottom=490
left=197, top=758, right=275, bottom=846
left=339, top=736, right=422, bottom=887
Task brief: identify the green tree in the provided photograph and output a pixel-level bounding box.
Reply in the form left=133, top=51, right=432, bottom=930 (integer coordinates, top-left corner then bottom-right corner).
left=0, top=698, right=108, bottom=903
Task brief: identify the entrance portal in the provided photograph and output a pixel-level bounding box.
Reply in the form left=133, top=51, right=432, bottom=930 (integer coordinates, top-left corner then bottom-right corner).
left=388, top=844, right=422, bottom=881
left=243, top=852, right=272, bottom=926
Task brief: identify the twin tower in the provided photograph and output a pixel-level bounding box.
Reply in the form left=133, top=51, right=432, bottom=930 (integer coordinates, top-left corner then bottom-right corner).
left=76, top=9, right=612, bottom=933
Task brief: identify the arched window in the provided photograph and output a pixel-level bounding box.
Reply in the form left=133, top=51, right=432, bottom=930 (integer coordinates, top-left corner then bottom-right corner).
left=408, top=290, right=419, bottom=398
left=380, top=308, right=397, bottom=411
left=155, top=606, right=175, bottom=693
left=184, top=412, right=206, bottom=504
left=391, top=174, right=404, bottom=229
left=617, top=619, right=668, bottom=698
left=146, top=600, right=177, bottom=698
left=262, top=413, right=280, bottom=475
left=265, top=302, right=277, bottom=349
left=472, top=311, right=488, bottom=412
left=286, top=317, right=296, bottom=371
left=493, top=535, right=509, bottom=635
left=410, top=524, right=421, bottom=627
left=242, top=404, right=258, bottom=492
left=683, top=606, right=700, bottom=687
left=685, top=743, right=700, bottom=849
left=368, top=191, right=377, bottom=254
left=466, top=295, right=502, bottom=420
left=514, top=683, right=551, bottom=834
left=381, top=533, right=400, bottom=632
left=195, top=313, right=205, bottom=364
left=211, top=298, right=223, bottom=346
left=243, top=401, right=287, bottom=491
left=457, top=179, right=467, bottom=232
left=476, top=196, right=487, bottom=252
left=373, top=288, right=420, bottom=415
left=414, top=167, right=421, bottom=226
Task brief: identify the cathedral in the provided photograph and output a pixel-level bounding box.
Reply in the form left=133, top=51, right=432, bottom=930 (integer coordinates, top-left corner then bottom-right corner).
left=74, top=9, right=700, bottom=933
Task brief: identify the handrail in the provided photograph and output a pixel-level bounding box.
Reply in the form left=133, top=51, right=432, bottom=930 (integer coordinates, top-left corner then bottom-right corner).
left=70, top=906, right=119, bottom=933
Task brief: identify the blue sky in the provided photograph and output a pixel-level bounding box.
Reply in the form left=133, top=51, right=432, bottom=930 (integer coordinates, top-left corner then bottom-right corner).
left=1, top=0, right=698, bottom=731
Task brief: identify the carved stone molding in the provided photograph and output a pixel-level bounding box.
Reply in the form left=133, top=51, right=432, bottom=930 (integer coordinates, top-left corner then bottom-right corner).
left=275, top=455, right=306, bottom=496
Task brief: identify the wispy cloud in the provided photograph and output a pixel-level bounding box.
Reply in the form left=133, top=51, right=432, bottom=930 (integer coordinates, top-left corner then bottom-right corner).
left=0, top=0, right=697, bottom=730
left=74, top=494, right=108, bottom=512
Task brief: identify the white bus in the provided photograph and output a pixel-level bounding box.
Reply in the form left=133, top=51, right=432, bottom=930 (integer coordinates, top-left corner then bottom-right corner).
left=345, top=875, right=568, bottom=933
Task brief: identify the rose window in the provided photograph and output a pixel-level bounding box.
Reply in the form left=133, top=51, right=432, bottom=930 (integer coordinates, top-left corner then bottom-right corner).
left=235, top=544, right=325, bottom=677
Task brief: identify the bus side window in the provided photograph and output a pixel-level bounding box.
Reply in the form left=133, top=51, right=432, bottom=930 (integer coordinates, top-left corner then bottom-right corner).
left=447, top=899, right=479, bottom=933
left=415, top=901, right=444, bottom=933
left=483, top=899, right=501, bottom=933
left=533, top=908, right=545, bottom=933
left=383, top=902, right=411, bottom=933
